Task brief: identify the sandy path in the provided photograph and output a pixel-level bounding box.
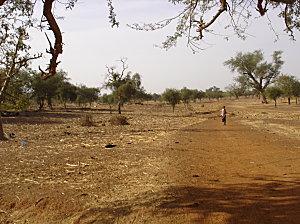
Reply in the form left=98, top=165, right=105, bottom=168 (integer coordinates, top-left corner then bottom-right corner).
left=118, top=116, right=300, bottom=223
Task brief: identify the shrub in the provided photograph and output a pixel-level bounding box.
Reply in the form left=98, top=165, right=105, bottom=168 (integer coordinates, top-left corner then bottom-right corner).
left=81, top=114, right=95, bottom=126
left=108, top=115, right=129, bottom=125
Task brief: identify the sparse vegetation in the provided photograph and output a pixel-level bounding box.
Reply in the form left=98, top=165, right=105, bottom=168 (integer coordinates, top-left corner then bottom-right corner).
left=0, top=2, right=299, bottom=223
left=162, top=88, right=181, bottom=112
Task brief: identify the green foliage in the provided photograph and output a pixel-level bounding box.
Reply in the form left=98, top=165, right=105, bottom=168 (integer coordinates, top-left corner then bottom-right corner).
left=276, top=75, right=300, bottom=104
left=193, top=89, right=205, bottom=101
left=101, top=93, right=115, bottom=104
left=292, top=81, right=300, bottom=98
left=225, top=83, right=245, bottom=99
left=100, top=93, right=115, bottom=112
left=31, top=70, right=66, bottom=109
left=136, top=91, right=151, bottom=102
left=276, top=75, right=298, bottom=98
left=0, top=69, right=31, bottom=110
left=224, top=50, right=284, bottom=103
left=0, top=1, right=39, bottom=107
left=162, top=88, right=181, bottom=112
left=266, top=86, right=283, bottom=107
left=104, top=60, right=143, bottom=113
left=266, top=86, right=282, bottom=99
left=76, top=85, right=99, bottom=107
left=205, top=86, right=223, bottom=100
left=59, top=81, right=78, bottom=107
left=114, top=81, right=136, bottom=103
left=180, top=87, right=193, bottom=106
left=130, top=73, right=149, bottom=101
left=151, top=93, right=161, bottom=102
left=131, top=73, right=142, bottom=90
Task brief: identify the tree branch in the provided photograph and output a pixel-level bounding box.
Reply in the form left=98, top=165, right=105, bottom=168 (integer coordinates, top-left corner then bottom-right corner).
left=269, top=0, right=295, bottom=4
left=119, top=58, right=128, bottom=78
left=195, top=0, right=227, bottom=39
left=284, top=4, right=295, bottom=39
left=40, top=0, right=63, bottom=78
left=0, top=0, right=6, bottom=6
left=257, top=0, right=268, bottom=16
left=16, top=53, right=42, bottom=68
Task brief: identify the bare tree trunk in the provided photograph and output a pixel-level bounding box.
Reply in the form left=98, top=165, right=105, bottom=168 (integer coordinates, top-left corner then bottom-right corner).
left=47, top=98, right=53, bottom=110
left=42, top=0, right=63, bottom=77
left=261, top=92, right=268, bottom=104
left=288, top=97, right=291, bottom=105
left=0, top=113, right=7, bottom=141
left=118, top=102, right=121, bottom=114
left=38, top=100, right=44, bottom=111
left=274, top=99, right=277, bottom=107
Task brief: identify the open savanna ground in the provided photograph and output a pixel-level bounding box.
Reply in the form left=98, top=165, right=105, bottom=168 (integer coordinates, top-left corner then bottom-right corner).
left=0, top=99, right=299, bottom=224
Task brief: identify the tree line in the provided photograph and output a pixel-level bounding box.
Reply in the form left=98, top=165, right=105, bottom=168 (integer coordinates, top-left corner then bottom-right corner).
left=0, top=69, right=99, bottom=111
left=1, top=56, right=299, bottom=114
left=1, top=59, right=299, bottom=140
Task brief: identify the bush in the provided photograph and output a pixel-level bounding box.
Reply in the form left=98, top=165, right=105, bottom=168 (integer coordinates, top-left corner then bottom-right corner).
left=108, top=115, right=129, bottom=125
left=81, top=114, right=95, bottom=127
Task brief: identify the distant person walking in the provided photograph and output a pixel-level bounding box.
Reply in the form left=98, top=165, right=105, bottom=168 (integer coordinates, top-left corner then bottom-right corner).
left=220, top=106, right=227, bottom=125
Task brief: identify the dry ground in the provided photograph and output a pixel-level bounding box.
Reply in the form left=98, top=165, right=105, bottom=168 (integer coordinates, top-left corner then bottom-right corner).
left=0, top=99, right=299, bottom=224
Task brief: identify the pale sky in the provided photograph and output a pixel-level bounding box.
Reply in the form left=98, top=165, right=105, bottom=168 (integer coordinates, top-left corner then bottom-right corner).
left=29, top=0, right=300, bottom=94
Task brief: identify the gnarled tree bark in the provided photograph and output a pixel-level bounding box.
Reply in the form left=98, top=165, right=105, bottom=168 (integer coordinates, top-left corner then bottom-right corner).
left=41, top=0, right=63, bottom=78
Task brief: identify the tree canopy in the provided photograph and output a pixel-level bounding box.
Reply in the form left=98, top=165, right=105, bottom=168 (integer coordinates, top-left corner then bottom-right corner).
left=205, top=86, right=224, bottom=100
left=266, top=86, right=283, bottom=107
left=0, top=0, right=299, bottom=76
left=162, top=88, right=181, bottom=112
left=131, top=0, right=300, bottom=51
left=104, top=59, right=143, bottom=114
left=276, top=74, right=299, bottom=104
left=224, top=50, right=284, bottom=103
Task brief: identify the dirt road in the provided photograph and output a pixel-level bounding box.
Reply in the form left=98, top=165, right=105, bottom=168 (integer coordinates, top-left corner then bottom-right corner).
left=0, top=104, right=299, bottom=224
left=149, top=117, right=300, bottom=224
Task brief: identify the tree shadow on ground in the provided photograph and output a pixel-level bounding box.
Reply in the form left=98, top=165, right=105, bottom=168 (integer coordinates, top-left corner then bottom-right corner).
left=153, top=181, right=300, bottom=224
left=74, top=179, right=300, bottom=224
left=180, top=128, right=245, bottom=132
left=2, top=111, right=82, bottom=125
